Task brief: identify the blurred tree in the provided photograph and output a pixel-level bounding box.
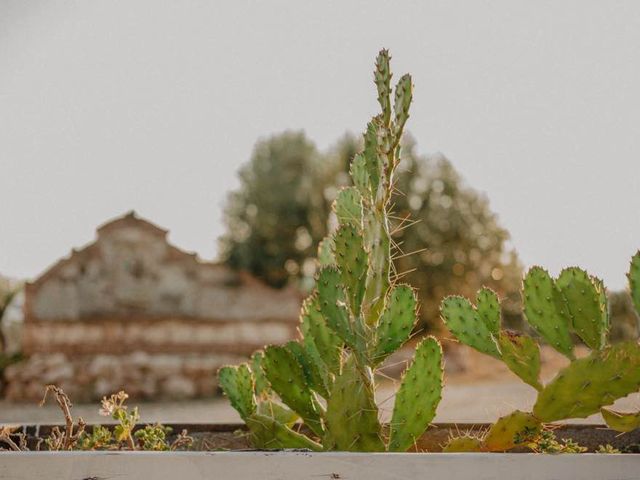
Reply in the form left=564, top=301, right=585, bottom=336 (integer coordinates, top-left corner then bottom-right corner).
left=608, top=290, right=639, bottom=342
left=391, top=139, right=522, bottom=332
left=220, top=131, right=523, bottom=331
left=219, top=131, right=330, bottom=287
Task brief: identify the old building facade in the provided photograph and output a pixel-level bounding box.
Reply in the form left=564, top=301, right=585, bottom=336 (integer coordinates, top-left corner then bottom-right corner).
left=4, top=212, right=301, bottom=401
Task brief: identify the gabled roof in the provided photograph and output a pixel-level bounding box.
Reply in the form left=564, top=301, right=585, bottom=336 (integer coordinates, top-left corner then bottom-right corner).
left=96, top=210, right=168, bottom=239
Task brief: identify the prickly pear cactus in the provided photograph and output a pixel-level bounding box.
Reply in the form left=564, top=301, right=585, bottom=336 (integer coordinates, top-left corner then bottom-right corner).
left=218, top=50, right=443, bottom=452
left=629, top=251, right=640, bottom=319
left=441, top=256, right=640, bottom=449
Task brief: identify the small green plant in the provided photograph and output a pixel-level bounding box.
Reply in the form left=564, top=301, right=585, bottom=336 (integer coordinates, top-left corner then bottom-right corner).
left=218, top=50, right=444, bottom=452
left=527, top=430, right=586, bottom=454
left=440, top=257, right=640, bottom=452
left=36, top=385, right=192, bottom=451
left=596, top=444, right=621, bottom=454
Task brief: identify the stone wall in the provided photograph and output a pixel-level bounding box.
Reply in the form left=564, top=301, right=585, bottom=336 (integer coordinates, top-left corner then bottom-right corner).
left=4, top=212, right=301, bottom=401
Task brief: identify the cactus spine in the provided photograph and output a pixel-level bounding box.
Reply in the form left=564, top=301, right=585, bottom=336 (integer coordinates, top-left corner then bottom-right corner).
left=218, top=50, right=443, bottom=451
left=441, top=260, right=640, bottom=451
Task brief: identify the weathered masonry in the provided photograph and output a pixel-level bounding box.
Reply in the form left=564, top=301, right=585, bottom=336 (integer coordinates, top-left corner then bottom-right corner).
left=5, top=212, right=300, bottom=401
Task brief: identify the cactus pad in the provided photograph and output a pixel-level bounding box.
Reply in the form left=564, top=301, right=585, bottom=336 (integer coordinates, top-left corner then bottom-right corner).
left=250, top=351, right=270, bottom=398
left=300, top=295, right=342, bottom=375
left=334, top=187, right=363, bottom=229
left=497, top=331, right=542, bottom=391
left=393, top=74, right=412, bottom=138
left=475, top=287, right=501, bottom=335
left=262, top=345, right=323, bottom=436
left=324, top=356, right=384, bottom=451
left=440, top=295, right=501, bottom=358
left=388, top=337, right=443, bottom=452
left=317, top=237, right=336, bottom=267
left=373, top=284, right=417, bottom=364
left=522, top=267, right=574, bottom=358
left=443, top=435, right=484, bottom=453
left=218, top=364, right=256, bottom=421
left=557, top=267, right=608, bottom=350
left=374, top=49, right=392, bottom=124
left=601, top=408, right=640, bottom=433
left=628, top=251, right=640, bottom=317
left=247, top=414, right=322, bottom=451
left=350, top=153, right=371, bottom=198
left=257, top=400, right=298, bottom=427
left=317, top=266, right=357, bottom=349
left=285, top=340, right=328, bottom=398
left=333, top=224, right=367, bottom=315
left=533, top=341, right=640, bottom=422
left=483, top=410, right=541, bottom=452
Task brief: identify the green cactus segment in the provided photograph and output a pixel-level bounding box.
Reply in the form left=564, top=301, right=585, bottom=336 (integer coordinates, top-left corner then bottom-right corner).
left=483, top=410, right=541, bottom=452
left=285, top=341, right=329, bottom=399
left=333, top=225, right=367, bottom=315
left=374, top=49, right=392, bottom=125
left=440, top=295, right=501, bottom=359
left=522, top=267, right=574, bottom=358
left=317, top=238, right=336, bottom=267
left=363, top=121, right=382, bottom=194
left=334, top=187, right=363, bottom=229
left=350, top=153, right=371, bottom=199
left=317, top=267, right=357, bottom=349
left=250, top=351, right=270, bottom=398
left=218, top=364, right=256, bottom=421
left=443, top=435, right=484, bottom=453
left=557, top=267, right=608, bottom=350
left=262, top=345, right=323, bottom=436
left=628, top=251, right=640, bottom=317
left=533, top=341, right=640, bottom=422
left=601, top=408, right=640, bottom=433
left=475, top=287, right=501, bottom=335
left=388, top=337, right=443, bottom=452
left=498, top=331, right=542, bottom=391
left=324, top=356, right=385, bottom=451
left=372, top=285, right=417, bottom=365
left=300, top=296, right=342, bottom=375
left=246, top=414, right=322, bottom=451
left=363, top=212, right=391, bottom=325
left=393, top=74, right=412, bottom=141
left=256, top=400, right=298, bottom=427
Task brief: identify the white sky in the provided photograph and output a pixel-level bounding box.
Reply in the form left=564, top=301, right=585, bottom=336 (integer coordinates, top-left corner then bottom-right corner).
left=1, top=1, right=639, bottom=289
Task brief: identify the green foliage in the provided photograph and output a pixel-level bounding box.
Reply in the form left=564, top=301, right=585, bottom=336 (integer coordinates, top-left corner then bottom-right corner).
left=219, top=50, right=443, bottom=452
left=134, top=424, right=172, bottom=451
left=219, top=131, right=329, bottom=287
left=442, top=256, right=640, bottom=449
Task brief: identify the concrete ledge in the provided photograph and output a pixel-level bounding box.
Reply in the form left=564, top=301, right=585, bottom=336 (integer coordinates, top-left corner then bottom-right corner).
left=0, top=451, right=638, bottom=480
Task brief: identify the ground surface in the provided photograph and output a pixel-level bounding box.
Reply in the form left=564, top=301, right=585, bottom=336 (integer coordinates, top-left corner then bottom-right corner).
left=2, top=344, right=639, bottom=425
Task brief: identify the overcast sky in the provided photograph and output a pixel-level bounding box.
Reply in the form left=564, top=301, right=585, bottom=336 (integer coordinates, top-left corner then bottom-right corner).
left=1, top=1, right=639, bottom=289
